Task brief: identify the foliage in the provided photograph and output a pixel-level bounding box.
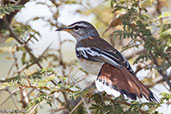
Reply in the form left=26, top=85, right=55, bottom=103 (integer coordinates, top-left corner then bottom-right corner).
left=0, top=0, right=170, bottom=114
left=0, top=4, right=23, bottom=16
left=110, top=0, right=171, bottom=89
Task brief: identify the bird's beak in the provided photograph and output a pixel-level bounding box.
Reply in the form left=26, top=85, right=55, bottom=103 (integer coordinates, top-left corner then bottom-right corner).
left=55, top=27, right=72, bottom=32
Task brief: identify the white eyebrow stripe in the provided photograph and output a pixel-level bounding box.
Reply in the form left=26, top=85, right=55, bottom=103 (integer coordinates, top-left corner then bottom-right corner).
left=69, top=23, right=89, bottom=28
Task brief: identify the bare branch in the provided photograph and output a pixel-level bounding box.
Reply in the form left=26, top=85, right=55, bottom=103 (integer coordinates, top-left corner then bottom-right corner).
left=69, top=99, right=84, bottom=114
left=0, top=88, right=20, bottom=107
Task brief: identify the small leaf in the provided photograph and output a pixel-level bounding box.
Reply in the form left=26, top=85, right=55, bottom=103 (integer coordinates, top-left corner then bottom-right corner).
left=158, top=11, right=171, bottom=19
left=21, top=52, right=27, bottom=65
left=33, top=17, right=40, bottom=21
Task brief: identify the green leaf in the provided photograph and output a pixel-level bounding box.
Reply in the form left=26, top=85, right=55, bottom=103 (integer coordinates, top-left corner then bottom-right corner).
left=21, top=52, right=27, bottom=65
left=33, top=17, right=40, bottom=21
left=158, top=11, right=171, bottom=19
left=0, top=4, right=24, bottom=15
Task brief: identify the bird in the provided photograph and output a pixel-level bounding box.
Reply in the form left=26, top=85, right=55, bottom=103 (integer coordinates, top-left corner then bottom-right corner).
left=56, top=21, right=157, bottom=102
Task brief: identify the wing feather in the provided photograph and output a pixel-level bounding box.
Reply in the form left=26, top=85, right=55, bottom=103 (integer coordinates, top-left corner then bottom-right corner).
left=76, top=47, right=134, bottom=73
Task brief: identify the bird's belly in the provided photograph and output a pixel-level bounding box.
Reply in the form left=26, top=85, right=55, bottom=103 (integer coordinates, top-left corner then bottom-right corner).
left=77, top=58, right=103, bottom=75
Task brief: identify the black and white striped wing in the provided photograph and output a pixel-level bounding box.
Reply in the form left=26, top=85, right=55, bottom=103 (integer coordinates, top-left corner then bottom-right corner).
left=76, top=47, right=134, bottom=74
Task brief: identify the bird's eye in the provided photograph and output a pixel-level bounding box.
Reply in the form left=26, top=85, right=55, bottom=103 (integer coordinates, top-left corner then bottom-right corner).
left=74, top=26, right=79, bottom=30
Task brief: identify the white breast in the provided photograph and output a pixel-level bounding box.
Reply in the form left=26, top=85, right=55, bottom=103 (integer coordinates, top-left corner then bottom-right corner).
left=77, top=58, right=103, bottom=75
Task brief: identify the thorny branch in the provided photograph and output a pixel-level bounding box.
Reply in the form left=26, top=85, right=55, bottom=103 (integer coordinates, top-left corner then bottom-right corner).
left=3, top=17, right=43, bottom=69
left=138, top=34, right=171, bottom=90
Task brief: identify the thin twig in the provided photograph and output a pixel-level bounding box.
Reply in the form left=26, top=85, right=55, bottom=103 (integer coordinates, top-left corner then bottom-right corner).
left=19, top=88, right=29, bottom=108
left=0, top=88, right=20, bottom=107
left=6, top=88, right=19, bottom=109
left=5, top=61, right=15, bottom=79
left=146, top=77, right=171, bottom=88
left=22, top=70, right=32, bottom=86
left=138, top=34, right=171, bottom=90
left=17, top=42, right=51, bottom=72
left=69, top=99, right=84, bottom=114
left=50, top=107, right=66, bottom=113
left=25, top=88, right=35, bottom=100
left=3, top=17, right=42, bottom=68
left=70, top=77, right=91, bottom=114
left=30, top=104, right=38, bottom=114
left=3, top=16, right=59, bottom=88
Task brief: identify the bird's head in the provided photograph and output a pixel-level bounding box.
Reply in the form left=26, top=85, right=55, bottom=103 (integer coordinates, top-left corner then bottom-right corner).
left=56, top=21, right=100, bottom=41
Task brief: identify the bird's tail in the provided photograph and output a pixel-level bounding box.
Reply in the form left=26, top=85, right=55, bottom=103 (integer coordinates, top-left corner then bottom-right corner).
left=95, top=64, right=157, bottom=102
